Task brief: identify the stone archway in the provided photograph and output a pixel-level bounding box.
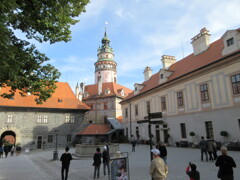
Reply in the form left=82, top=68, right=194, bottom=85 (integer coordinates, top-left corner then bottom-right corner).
left=0, top=127, right=21, bottom=146
left=1, top=131, right=16, bottom=145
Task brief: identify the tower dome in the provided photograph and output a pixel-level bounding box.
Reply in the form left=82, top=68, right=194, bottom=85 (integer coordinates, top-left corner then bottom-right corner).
left=95, top=30, right=117, bottom=84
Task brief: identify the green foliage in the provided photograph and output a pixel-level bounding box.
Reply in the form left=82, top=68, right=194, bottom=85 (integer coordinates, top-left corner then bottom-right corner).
left=220, top=131, right=228, bottom=137
left=0, top=0, right=89, bottom=104
left=189, top=131, right=195, bottom=136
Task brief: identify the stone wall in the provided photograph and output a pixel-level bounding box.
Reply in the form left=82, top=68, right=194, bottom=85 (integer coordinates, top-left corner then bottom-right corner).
left=0, top=107, right=86, bottom=151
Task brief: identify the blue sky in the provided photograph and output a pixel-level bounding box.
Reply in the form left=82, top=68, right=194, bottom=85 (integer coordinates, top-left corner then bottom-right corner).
left=23, top=0, right=240, bottom=91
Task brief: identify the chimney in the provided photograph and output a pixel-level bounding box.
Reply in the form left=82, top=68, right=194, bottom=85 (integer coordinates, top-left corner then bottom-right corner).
left=97, top=77, right=102, bottom=95
left=144, top=66, right=152, bottom=81
left=161, top=55, right=176, bottom=69
left=75, top=83, right=79, bottom=99
left=80, top=82, right=85, bottom=95
left=78, top=92, right=83, bottom=101
left=191, top=28, right=211, bottom=55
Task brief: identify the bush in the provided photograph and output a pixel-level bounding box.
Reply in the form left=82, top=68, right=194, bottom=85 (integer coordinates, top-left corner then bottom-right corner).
left=220, top=131, right=228, bottom=137
left=189, top=132, right=195, bottom=136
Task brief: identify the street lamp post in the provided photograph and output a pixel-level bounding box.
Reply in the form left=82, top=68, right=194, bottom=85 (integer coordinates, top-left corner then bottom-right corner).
left=53, top=130, right=59, bottom=160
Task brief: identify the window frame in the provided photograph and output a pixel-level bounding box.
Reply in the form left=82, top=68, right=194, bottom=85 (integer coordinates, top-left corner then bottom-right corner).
left=135, top=104, right=139, bottom=116
left=227, top=37, right=234, bottom=47
left=125, top=108, right=128, bottom=118
left=161, top=97, right=166, bottom=110
left=180, top=123, right=187, bottom=139
left=7, top=114, right=13, bottom=124
left=146, top=101, right=151, bottom=114
left=48, top=135, right=53, bottom=143
left=177, top=91, right=184, bottom=106
left=200, top=84, right=209, bottom=101
left=231, top=73, right=240, bottom=94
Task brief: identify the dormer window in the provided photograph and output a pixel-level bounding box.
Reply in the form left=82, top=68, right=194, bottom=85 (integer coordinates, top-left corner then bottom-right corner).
left=105, top=89, right=110, bottom=94
left=227, top=38, right=234, bottom=47
left=135, top=87, right=137, bottom=91
left=160, top=74, right=163, bottom=79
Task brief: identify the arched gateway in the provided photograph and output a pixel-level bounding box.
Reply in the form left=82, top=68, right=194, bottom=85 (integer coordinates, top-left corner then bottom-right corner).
left=0, top=127, right=21, bottom=146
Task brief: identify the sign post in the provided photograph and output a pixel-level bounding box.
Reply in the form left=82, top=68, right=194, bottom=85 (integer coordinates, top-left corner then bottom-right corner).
left=137, top=112, right=163, bottom=161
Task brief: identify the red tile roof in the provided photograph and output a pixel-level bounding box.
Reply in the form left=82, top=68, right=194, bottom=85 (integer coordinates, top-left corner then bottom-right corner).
left=78, top=124, right=112, bottom=135
left=116, top=116, right=123, bottom=123
left=123, top=37, right=240, bottom=101
left=0, top=82, right=90, bottom=110
left=83, top=82, right=133, bottom=100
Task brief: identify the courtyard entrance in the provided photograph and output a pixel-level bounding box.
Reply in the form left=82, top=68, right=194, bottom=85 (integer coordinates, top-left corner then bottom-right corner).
left=1, top=130, right=16, bottom=145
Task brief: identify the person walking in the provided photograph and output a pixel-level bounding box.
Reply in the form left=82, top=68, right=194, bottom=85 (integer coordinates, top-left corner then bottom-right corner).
left=4, top=145, right=10, bottom=158
left=93, top=147, right=102, bottom=179
left=156, top=142, right=167, bottom=164
left=198, top=136, right=208, bottom=162
left=102, top=146, right=110, bottom=176
left=131, top=140, right=136, bottom=152
left=206, top=137, right=214, bottom=161
left=186, top=162, right=200, bottom=180
left=0, top=146, right=3, bottom=158
left=60, top=146, right=72, bottom=180
left=150, top=149, right=168, bottom=180
left=215, top=146, right=236, bottom=180
left=213, top=139, right=218, bottom=160
left=11, top=146, right=15, bottom=156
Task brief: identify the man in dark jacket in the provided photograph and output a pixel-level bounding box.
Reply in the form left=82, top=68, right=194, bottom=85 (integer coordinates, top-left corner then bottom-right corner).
left=156, top=142, right=167, bottom=164
left=102, top=146, right=110, bottom=176
left=60, top=146, right=72, bottom=180
left=215, top=146, right=236, bottom=180
left=186, top=163, right=200, bottom=180
left=198, top=136, right=208, bottom=162
left=93, top=147, right=102, bottom=179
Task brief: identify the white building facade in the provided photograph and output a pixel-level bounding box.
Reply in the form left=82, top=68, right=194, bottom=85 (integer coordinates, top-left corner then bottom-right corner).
left=121, top=28, right=240, bottom=146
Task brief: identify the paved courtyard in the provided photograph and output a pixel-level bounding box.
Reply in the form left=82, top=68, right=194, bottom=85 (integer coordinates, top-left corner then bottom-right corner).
left=0, top=144, right=239, bottom=180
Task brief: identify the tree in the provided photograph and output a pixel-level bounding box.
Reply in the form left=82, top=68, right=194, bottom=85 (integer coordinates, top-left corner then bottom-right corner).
left=0, top=0, right=90, bottom=103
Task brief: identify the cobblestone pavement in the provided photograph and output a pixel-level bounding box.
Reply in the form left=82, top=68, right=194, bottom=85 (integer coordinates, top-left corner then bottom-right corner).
left=0, top=144, right=239, bottom=180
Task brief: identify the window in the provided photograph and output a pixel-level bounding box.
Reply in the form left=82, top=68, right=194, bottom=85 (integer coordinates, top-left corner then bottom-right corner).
left=65, top=115, right=70, bottom=123
left=200, top=84, right=209, bottom=101
left=135, top=87, right=138, bottom=91
left=135, top=105, right=139, bottom=116
left=161, top=97, right=166, bottom=110
left=43, top=115, right=48, bottom=123
left=227, top=37, right=234, bottom=47
left=67, top=134, right=71, bottom=142
left=48, top=135, right=53, bottom=143
left=146, top=101, right=151, bottom=114
left=65, top=115, right=75, bottom=123
left=7, top=115, right=13, bottom=124
left=37, top=115, right=48, bottom=124
left=231, top=73, right=240, bottom=94
left=125, top=108, right=128, bottom=118
left=177, top=91, right=184, bottom=106
left=70, top=116, right=75, bottom=123
left=104, top=102, right=108, bottom=110
left=37, top=115, right=42, bottom=123
left=180, top=123, right=187, bottom=138
left=205, top=121, right=214, bottom=139
left=160, top=74, right=163, bottom=79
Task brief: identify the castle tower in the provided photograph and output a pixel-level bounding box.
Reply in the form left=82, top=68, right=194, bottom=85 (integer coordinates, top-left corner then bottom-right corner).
left=95, top=30, right=117, bottom=84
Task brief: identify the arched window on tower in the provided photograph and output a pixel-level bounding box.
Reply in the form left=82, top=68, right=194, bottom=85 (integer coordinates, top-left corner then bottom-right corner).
left=114, top=77, right=116, bottom=83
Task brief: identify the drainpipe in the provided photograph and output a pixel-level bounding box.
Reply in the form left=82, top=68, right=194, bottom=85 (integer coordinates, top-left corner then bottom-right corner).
left=128, top=101, right=132, bottom=142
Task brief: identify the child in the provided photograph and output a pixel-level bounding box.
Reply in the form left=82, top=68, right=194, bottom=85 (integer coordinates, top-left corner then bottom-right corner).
left=186, top=162, right=200, bottom=180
